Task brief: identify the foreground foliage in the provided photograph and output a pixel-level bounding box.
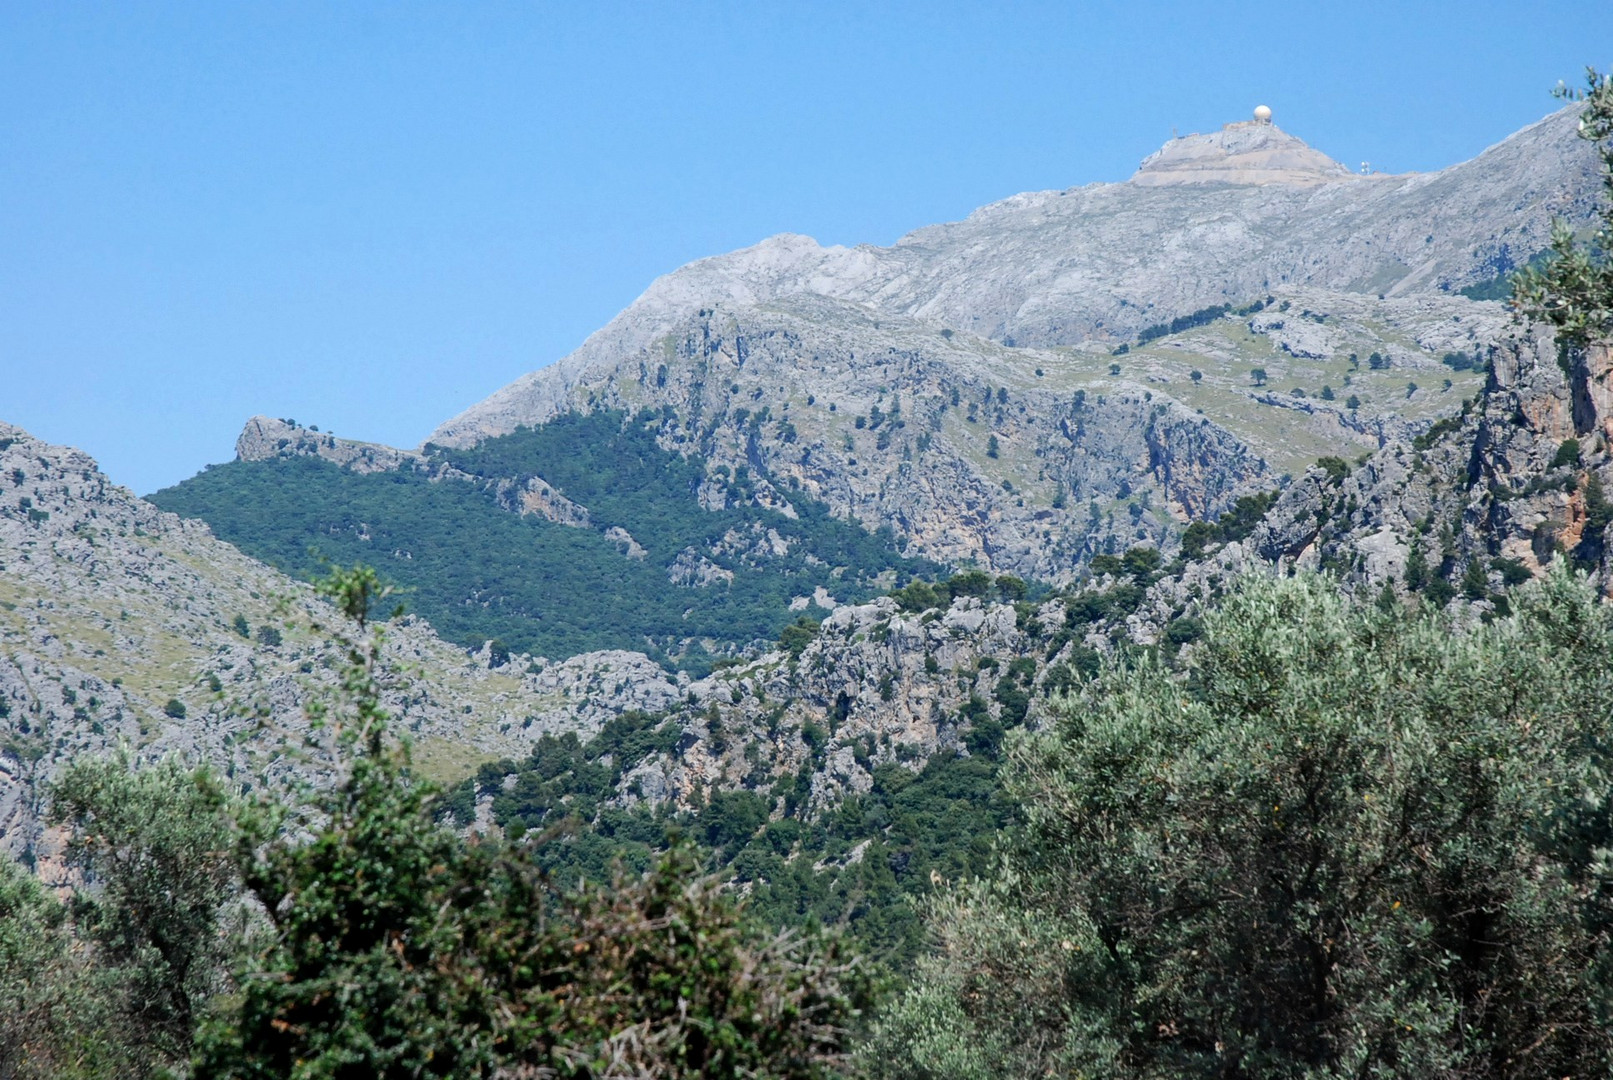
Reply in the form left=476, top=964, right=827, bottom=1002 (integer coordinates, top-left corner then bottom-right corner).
left=868, top=569, right=1613, bottom=1079
left=448, top=717, right=1018, bottom=970
left=1, top=567, right=870, bottom=1079
left=0, top=755, right=240, bottom=1079
left=190, top=566, right=871, bottom=1079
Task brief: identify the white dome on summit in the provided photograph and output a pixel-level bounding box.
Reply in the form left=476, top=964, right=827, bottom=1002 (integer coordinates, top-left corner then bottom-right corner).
left=1253, top=104, right=1273, bottom=123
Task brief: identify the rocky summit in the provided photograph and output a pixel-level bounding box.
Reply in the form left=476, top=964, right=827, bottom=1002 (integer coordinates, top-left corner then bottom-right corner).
left=432, top=101, right=1599, bottom=451
left=1131, top=115, right=1355, bottom=187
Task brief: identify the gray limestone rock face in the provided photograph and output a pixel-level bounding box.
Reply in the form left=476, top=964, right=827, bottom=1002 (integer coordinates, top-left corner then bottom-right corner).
left=1131, top=120, right=1354, bottom=187
left=517, top=476, right=592, bottom=527
left=1127, top=330, right=1613, bottom=643
left=430, top=105, right=1598, bottom=450
left=549, top=590, right=1075, bottom=820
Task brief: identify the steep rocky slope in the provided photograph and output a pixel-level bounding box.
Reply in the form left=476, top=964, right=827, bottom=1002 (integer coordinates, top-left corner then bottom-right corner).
left=5, top=420, right=1070, bottom=868
left=212, top=286, right=1499, bottom=588
left=367, top=108, right=1589, bottom=582
left=556, top=328, right=1613, bottom=838
left=435, top=288, right=1503, bottom=580
left=0, top=421, right=692, bottom=861
left=1113, top=329, right=1613, bottom=643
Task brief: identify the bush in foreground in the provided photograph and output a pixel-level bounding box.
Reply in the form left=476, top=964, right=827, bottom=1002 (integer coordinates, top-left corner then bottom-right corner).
left=867, top=569, right=1613, bottom=1079
left=193, top=566, right=870, bottom=1079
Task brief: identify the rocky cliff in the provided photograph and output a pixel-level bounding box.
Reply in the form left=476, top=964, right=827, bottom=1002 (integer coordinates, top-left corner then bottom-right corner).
left=1112, top=328, right=1613, bottom=646
left=228, top=283, right=1505, bottom=585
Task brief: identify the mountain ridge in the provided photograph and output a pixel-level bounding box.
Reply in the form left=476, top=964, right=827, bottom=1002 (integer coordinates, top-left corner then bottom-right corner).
left=430, top=103, right=1598, bottom=448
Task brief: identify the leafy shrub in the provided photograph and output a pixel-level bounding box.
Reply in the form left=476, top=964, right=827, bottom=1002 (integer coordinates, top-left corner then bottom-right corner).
left=1314, top=455, right=1350, bottom=485
left=778, top=617, right=821, bottom=658
left=868, top=570, right=1613, bottom=1079
left=1178, top=490, right=1279, bottom=560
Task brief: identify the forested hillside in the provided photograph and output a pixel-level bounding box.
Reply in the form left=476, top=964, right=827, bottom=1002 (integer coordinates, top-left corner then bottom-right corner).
left=150, top=409, right=936, bottom=670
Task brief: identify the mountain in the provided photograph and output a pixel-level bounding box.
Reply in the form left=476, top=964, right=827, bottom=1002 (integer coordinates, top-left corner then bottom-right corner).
left=430, top=106, right=1599, bottom=444
left=432, top=108, right=1600, bottom=451
left=12, top=100, right=1613, bottom=962
left=3, top=419, right=1060, bottom=957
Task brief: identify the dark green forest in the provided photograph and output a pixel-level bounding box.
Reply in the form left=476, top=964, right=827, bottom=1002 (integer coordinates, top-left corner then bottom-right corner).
left=149, top=409, right=934, bottom=670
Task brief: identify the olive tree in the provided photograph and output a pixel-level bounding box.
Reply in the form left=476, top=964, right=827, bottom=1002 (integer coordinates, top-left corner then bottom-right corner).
left=866, top=570, right=1613, bottom=1079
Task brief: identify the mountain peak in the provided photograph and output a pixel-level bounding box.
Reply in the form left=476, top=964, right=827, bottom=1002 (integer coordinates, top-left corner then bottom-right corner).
left=1131, top=117, right=1358, bottom=187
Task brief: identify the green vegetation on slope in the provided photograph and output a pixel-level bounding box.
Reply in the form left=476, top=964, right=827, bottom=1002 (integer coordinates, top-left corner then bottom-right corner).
left=447, top=710, right=1020, bottom=970
left=16, top=560, right=1613, bottom=1077
left=1, top=566, right=867, bottom=1079
left=149, top=410, right=934, bottom=669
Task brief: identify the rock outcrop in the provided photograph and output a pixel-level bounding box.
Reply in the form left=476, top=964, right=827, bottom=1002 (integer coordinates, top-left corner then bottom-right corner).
left=236, top=415, right=423, bottom=473
left=474, top=588, right=1077, bottom=820
left=1123, top=329, right=1613, bottom=641
left=1131, top=119, right=1355, bottom=187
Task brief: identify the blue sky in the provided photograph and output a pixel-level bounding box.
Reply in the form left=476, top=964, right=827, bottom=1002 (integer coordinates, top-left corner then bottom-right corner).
left=3, top=2, right=1609, bottom=494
